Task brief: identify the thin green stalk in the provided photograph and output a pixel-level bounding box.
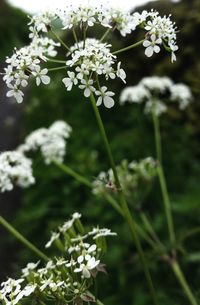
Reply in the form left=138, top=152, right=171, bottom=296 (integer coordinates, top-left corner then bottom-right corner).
left=53, top=161, right=124, bottom=215
left=89, top=92, right=159, bottom=305
left=72, top=28, right=78, bottom=44
left=53, top=160, right=92, bottom=188
left=46, top=57, right=67, bottom=64
left=180, top=227, right=200, bottom=243
left=0, top=216, right=49, bottom=261
left=51, top=29, right=71, bottom=52
left=48, top=66, right=67, bottom=72
left=152, top=109, right=176, bottom=247
left=113, top=39, right=145, bottom=55
left=140, top=212, right=166, bottom=253
left=171, top=261, right=198, bottom=305
left=103, top=193, right=123, bottom=216
left=100, top=28, right=111, bottom=42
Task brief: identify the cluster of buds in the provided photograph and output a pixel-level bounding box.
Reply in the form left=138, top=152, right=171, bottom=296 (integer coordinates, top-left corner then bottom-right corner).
left=93, top=157, right=158, bottom=204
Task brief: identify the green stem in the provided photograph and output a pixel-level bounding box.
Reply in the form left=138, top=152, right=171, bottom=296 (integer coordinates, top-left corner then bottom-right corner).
left=140, top=212, right=166, bottom=253
left=72, top=28, right=78, bottom=44
left=180, top=227, right=200, bottom=243
left=0, top=216, right=49, bottom=261
left=100, top=28, right=111, bottom=42
left=48, top=66, right=67, bottom=72
left=89, top=92, right=159, bottom=305
left=171, top=261, right=198, bottom=305
left=152, top=108, right=176, bottom=247
left=51, top=29, right=71, bottom=52
left=113, top=39, right=145, bottom=55
left=46, top=58, right=66, bottom=64
left=53, top=161, right=124, bottom=215
left=103, top=193, right=123, bottom=216
left=53, top=160, right=92, bottom=188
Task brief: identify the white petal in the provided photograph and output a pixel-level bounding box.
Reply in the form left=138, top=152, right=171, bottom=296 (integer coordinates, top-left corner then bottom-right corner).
left=154, top=45, right=160, bottom=54
left=15, top=92, right=23, bottom=103
left=143, top=40, right=151, bottom=47
left=7, top=90, right=14, bottom=97
left=41, top=75, right=50, bottom=85
left=78, top=255, right=84, bottom=264
left=104, top=96, right=115, bottom=108
left=82, top=268, right=91, bottom=278
left=36, top=77, right=41, bottom=86
left=96, top=96, right=102, bottom=106
left=84, top=88, right=91, bottom=97
left=145, top=46, right=153, bottom=57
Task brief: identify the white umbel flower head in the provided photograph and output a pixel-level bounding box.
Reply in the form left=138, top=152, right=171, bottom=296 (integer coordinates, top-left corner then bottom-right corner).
left=120, top=76, right=192, bottom=116
left=170, top=83, right=193, bottom=110
left=0, top=151, right=35, bottom=193
left=19, top=120, right=72, bottom=164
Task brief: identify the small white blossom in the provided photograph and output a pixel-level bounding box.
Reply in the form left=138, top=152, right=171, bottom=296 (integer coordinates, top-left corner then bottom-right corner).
left=89, top=228, right=117, bottom=239
left=62, top=71, right=78, bottom=91
left=79, top=79, right=95, bottom=98
left=6, top=84, right=24, bottom=103
left=74, top=252, right=100, bottom=278
left=96, top=86, right=115, bottom=108
left=143, top=34, right=162, bottom=57
left=32, top=66, right=50, bottom=86
left=45, top=232, right=60, bottom=248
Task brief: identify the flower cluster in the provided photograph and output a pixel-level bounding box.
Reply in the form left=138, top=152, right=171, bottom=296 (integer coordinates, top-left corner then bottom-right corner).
left=19, top=120, right=72, bottom=164
left=3, top=37, right=60, bottom=103
left=2, top=3, right=178, bottom=106
left=0, top=151, right=35, bottom=193
left=0, top=213, right=116, bottom=305
left=93, top=157, right=157, bottom=204
left=63, top=38, right=126, bottom=108
left=136, top=10, right=178, bottom=62
left=57, top=5, right=137, bottom=36
left=120, top=76, right=192, bottom=116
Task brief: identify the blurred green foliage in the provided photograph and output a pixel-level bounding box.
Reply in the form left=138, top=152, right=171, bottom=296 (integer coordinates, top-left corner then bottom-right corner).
left=1, top=0, right=200, bottom=304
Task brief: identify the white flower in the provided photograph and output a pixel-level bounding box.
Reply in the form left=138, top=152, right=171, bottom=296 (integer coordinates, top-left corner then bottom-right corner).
left=79, top=79, right=95, bottom=97
left=72, top=212, right=82, bottom=220
left=120, top=85, right=150, bottom=105
left=141, top=76, right=173, bottom=93
left=74, top=254, right=100, bottom=278
left=22, top=261, right=40, bottom=277
left=0, top=151, right=35, bottom=193
left=89, top=228, right=117, bottom=239
left=116, top=62, right=126, bottom=83
left=96, top=86, right=115, bottom=108
left=143, top=34, right=162, bottom=57
left=120, top=76, right=192, bottom=116
left=170, top=83, right=192, bottom=109
left=32, top=66, right=50, bottom=86
left=19, top=120, right=72, bottom=164
left=145, top=99, right=167, bottom=116
left=45, top=232, right=60, bottom=248
left=62, top=71, right=78, bottom=91
left=6, top=84, right=24, bottom=103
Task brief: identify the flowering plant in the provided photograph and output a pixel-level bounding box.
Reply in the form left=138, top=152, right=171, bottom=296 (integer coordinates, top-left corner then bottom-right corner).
left=0, top=3, right=198, bottom=305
